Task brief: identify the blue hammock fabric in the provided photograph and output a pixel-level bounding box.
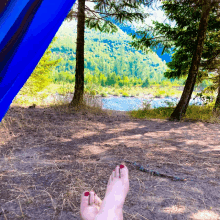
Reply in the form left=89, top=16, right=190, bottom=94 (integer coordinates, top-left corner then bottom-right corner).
left=0, top=0, right=76, bottom=123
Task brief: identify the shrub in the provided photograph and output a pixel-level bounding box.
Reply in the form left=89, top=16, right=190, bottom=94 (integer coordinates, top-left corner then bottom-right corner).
left=122, top=92, right=129, bottom=97
left=142, top=100, right=151, bottom=110
left=155, top=95, right=161, bottom=98
left=164, top=101, right=175, bottom=107
left=141, top=78, right=150, bottom=88
left=101, top=92, right=107, bottom=97
left=118, top=89, right=124, bottom=94
left=156, top=90, right=166, bottom=96
left=90, top=90, right=97, bottom=96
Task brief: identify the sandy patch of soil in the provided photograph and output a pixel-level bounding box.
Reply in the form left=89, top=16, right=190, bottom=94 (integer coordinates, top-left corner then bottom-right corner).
left=0, top=103, right=220, bottom=220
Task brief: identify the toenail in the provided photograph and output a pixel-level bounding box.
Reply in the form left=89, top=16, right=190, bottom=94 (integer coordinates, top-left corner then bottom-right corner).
left=120, top=164, right=124, bottom=169
left=84, top=192, right=90, bottom=196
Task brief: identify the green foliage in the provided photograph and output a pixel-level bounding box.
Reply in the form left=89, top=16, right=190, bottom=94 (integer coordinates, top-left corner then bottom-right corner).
left=122, top=92, right=129, bottom=97
left=142, top=100, right=152, bottom=110
left=155, top=89, right=166, bottom=97
left=141, top=78, right=150, bottom=88
left=51, top=22, right=171, bottom=86
left=113, top=92, right=120, bottom=96
left=90, top=90, right=97, bottom=96
left=164, top=101, right=175, bottom=107
left=118, top=89, right=123, bottom=94
left=185, top=105, right=214, bottom=121
left=128, top=104, right=217, bottom=122
left=52, top=71, right=75, bottom=83
left=161, top=80, right=172, bottom=87
left=130, top=0, right=220, bottom=84
left=84, top=83, right=97, bottom=95
left=18, top=37, right=61, bottom=98
left=101, top=92, right=107, bottom=97
left=194, top=92, right=215, bottom=105
left=129, top=107, right=175, bottom=119
left=66, top=0, right=151, bottom=34
left=85, top=18, right=118, bottom=34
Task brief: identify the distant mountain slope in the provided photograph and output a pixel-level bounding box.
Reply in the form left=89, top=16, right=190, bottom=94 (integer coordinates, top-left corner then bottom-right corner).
left=104, top=17, right=175, bottom=63
left=50, top=20, right=169, bottom=83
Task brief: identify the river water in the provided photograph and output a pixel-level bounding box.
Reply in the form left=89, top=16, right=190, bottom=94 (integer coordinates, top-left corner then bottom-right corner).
left=42, top=92, right=204, bottom=112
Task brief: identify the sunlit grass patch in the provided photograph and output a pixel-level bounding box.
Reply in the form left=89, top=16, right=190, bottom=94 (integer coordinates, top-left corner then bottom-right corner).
left=154, top=87, right=182, bottom=98
left=89, top=90, right=97, bottom=96
left=56, top=82, right=73, bottom=95
left=128, top=104, right=220, bottom=123
left=12, top=93, right=45, bottom=107
left=117, top=89, right=124, bottom=94
left=127, top=87, right=138, bottom=96
left=155, top=89, right=166, bottom=97
left=122, top=92, right=129, bottom=97
left=184, top=105, right=215, bottom=122
left=101, top=92, right=108, bottom=97
left=128, top=107, right=175, bottom=119
left=113, top=92, right=120, bottom=96
left=42, top=82, right=61, bottom=94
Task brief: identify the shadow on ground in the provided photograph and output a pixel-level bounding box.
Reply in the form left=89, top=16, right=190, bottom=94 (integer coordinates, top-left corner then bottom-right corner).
left=0, top=103, right=220, bottom=220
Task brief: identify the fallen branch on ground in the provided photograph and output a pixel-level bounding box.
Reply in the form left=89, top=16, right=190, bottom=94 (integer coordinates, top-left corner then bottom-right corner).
left=124, top=160, right=187, bottom=181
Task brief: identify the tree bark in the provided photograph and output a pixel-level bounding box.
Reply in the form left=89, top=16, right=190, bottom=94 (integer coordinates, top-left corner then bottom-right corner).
left=214, top=86, right=220, bottom=111
left=213, top=68, right=220, bottom=112
left=169, top=0, right=212, bottom=121
left=69, top=0, right=85, bottom=107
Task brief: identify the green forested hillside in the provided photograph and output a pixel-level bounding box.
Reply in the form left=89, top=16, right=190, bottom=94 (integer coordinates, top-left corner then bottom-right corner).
left=48, top=20, right=178, bottom=87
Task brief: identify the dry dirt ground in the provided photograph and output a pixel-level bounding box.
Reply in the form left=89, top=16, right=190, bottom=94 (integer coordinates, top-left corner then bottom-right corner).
left=0, top=103, right=220, bottom=220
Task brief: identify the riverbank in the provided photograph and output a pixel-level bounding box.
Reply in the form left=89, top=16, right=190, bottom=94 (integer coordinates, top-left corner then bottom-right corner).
left=11, top=82, right=219, bottom=123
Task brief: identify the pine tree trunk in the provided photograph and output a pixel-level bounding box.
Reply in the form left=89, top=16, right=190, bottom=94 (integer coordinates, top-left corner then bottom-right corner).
left=69, top=0, right=85, bottom=107
left=169, top=0, right=212, bottom=121
left=213, top=70, right=220, bottom=112
left=214, top=86, right=220, bottom=111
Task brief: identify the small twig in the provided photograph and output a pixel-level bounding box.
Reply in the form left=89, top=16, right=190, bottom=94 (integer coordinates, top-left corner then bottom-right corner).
left=124, top=160, right=187, bottom=181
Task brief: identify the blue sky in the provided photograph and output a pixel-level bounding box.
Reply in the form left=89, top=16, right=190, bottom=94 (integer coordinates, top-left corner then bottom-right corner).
left=142, top=1, right=176, bottom=28
left=85, top=0, right=176, bottom=28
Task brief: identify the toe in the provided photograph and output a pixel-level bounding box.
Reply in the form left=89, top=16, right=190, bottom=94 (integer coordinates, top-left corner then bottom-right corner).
left=80, top=191, right=90, bottom=209
left=108, top=168, right=115, bottom=186
left=89, top=191, right=95, bottom=205
left=119, top=164, right=129, bottom=179
left=115, top=165, right=120, bottom=178
left=107, top=164, right=124, bottom=185
left=94, top=193, right=102, bottom=207
left=80, top=191, right=101, bottom=220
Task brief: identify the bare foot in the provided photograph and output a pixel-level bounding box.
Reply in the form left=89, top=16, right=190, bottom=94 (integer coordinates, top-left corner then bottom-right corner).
left=80, top=190, right=102, bottom=220
left=95, top=163, right=129, bottom=220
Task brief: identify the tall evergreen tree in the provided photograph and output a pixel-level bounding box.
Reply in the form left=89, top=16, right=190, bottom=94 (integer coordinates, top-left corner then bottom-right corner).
left=161, top=0, right=220, bottom=113
left=213, top=67, right=220, bottom=112
left=69, top=0, right=86, bottom=107
left=199, top=18, right=220, bottom=111
left=200, top=54, right=220, bottom=112
left=130, top=0, right=219, bottom=120
left=64, top=0, right=158, bottom=107
left=170, top=0, right=218, bottom=120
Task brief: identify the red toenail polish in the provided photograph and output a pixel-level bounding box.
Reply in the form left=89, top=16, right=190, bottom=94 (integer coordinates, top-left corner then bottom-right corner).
left=120, top=164, right=124, bottom=169
left=84, top=192, right=89, bottom=196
